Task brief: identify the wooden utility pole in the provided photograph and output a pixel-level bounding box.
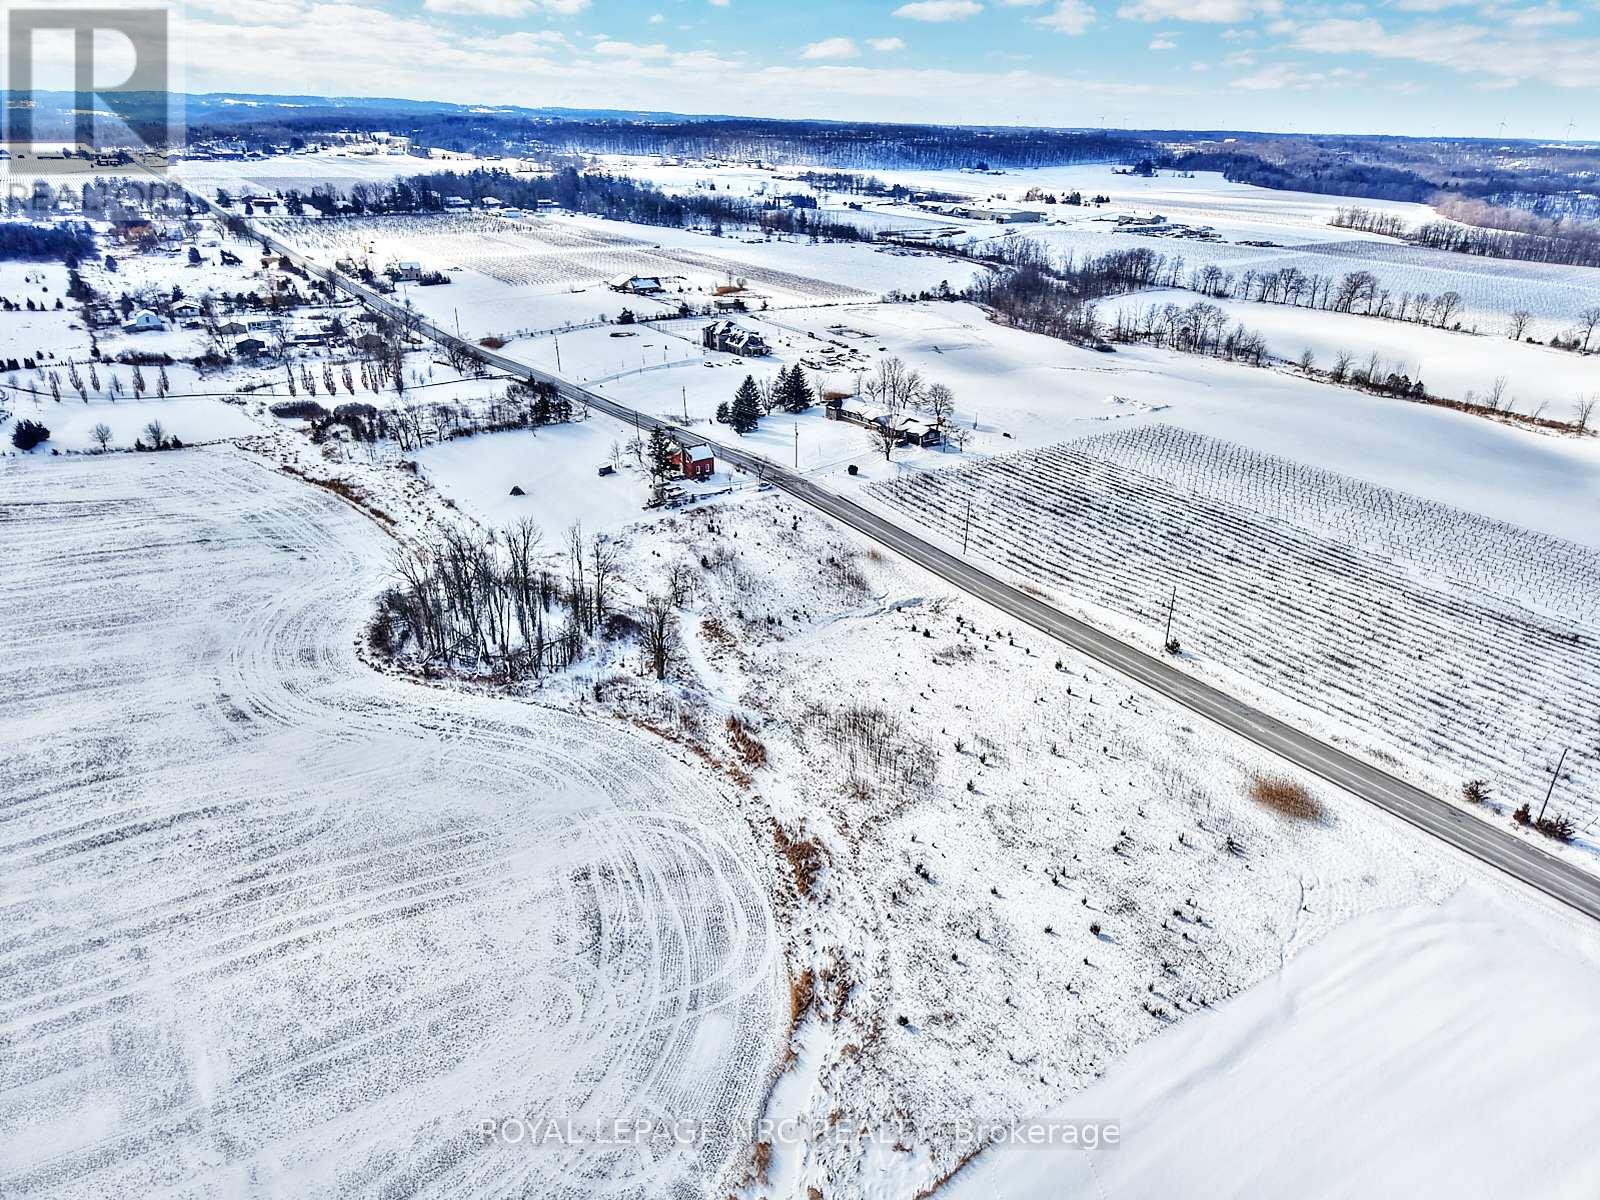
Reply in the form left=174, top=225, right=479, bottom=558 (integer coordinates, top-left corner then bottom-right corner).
left=962, top=496, right=972, bottom=555
left=1164, top=586, right=1177, bottom=646
left=1538, top=747, right=1570, bottom=823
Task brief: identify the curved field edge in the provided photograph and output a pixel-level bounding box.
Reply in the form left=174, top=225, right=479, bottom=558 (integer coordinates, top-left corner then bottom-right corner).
left=0, top=449, right=784, bottom=1200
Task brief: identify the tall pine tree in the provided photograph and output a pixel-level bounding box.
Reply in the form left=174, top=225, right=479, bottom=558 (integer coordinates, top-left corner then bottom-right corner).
left=777, top=364, right=815, bottom=413
left=647, top=424, right=676, bottom=481
left=730, top=375, right=762, bottom=434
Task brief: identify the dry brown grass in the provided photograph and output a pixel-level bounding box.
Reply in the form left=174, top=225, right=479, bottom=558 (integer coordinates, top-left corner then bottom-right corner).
left=725, top=714, right=768, bottom=768
left=773, top=824, right=825, bottom=898
left=1249, top=774, right=1326, bottom=823
left=280, top=465, right=396, bottom=526
left=698, top=615, right=736, bottom=649
left=788, top=968, right=815, bottom=1036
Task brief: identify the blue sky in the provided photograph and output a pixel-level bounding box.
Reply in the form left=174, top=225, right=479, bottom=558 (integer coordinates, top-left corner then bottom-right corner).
left=167, top=0, right=1600, bottom=137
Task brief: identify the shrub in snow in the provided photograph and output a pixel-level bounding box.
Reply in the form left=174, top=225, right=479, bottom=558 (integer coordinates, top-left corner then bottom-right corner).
left=10, top=419, right=49, bottom=450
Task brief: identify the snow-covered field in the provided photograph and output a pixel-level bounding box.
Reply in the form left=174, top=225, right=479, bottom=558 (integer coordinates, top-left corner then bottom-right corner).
left=265, top=212, right=979, bottom=329
left=592, top=157, right=1600, bottom=342
left=172, top=149, right=517, bottom=196
left=5, top=149, right=1600, bottom=1198
left=947, top=881, right=1600, bottom=1200
left=580, top=301, right=1600, bottom=549
left=0, top=451, right=782, bottom=1198
left=1113, top=287, right=1599, bottom=420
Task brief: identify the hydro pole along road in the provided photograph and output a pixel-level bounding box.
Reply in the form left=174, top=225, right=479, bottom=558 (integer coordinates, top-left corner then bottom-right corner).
left=190, top=184, right=1600, bottom=924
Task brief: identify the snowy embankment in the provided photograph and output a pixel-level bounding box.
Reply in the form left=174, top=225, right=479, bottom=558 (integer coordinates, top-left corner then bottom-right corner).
left=0, top=451, right=782, bottom=1199
left=946, top=882, right=1600, bottom=1200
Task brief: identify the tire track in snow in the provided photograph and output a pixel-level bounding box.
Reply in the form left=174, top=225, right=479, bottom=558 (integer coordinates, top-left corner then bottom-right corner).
left=0, top=450, right=781, bottom=1200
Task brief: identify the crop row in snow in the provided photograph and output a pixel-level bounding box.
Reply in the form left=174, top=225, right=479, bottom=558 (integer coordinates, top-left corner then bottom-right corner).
left=868, top=431, right=1599, bottom=835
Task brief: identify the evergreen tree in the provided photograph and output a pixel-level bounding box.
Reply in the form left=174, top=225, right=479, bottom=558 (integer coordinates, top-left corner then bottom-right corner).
left=777, top=364, right=815, bottom=413
left=730, top=375, right=761, bottom=434
left=647, top=424, right=676, bottom=481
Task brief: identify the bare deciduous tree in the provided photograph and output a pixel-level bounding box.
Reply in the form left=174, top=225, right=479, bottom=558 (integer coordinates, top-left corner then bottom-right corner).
left=923, top=381, right=956, bottom=428
left=863, top=356, right=924, bottom=413
left=865, top=420, right=899, bottom=461
left=640, top=594, right=677, bottom=681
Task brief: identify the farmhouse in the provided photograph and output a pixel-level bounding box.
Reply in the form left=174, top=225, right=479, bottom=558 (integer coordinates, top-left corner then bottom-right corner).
left=825, top=396, right=886, bottom=427
left=123, top=309, right=165, bottom=334
left=610, top=274, right=666, bottom=296
left=234, top=337, right=269, bottom=357
left=824, top=399, right=944, bottom=447
left=894, top=415, right=943, bottom=448
left=390, top=261, right=423, bottom=282
left=702, top=320, right=770, bottom=357
left=671, top=443, right=716, bottom=481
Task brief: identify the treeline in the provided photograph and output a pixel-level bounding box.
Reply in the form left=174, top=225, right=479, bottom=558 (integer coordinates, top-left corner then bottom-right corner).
left=194, top=109, right=1149, bottom=170
left=284, top=167, right=875, bottom=241
left=0, top=222, right=96, bottom=262
left=522, top=118, right=1149, bottom=170
left=1106, top=301, right=1267, bottom=365
left=1333, top=202, right=1600, bottom=269
left=965, top=243, right=1186, bottom=345
left=1172, top=151, right=1442, bottom=203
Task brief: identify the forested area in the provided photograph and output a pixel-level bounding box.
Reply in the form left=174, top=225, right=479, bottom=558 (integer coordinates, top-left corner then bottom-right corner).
left=281, top=167, right=876, bottom=241
left=0, top=222, right=96, bottom=262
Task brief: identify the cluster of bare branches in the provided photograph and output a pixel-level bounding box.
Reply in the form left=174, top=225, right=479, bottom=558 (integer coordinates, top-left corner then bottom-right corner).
left=1107, top=301, right=1267, bottom=364
left=375, top=519, right=618, bottom=678
left=803, top=703, right=937, bottom=790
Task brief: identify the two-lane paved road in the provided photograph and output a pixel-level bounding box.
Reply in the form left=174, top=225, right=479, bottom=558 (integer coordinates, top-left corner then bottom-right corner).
left=209, top=193, right=1600, bottom=923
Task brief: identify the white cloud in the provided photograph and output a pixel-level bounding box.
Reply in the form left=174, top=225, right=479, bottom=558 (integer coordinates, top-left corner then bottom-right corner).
left=868, top=36, right=909, bottom=50
left=1290, top=16, right=1600, bottom=88
left=1493, top=2, right=1582, bottom=27
left=894, top=0, right=984, bottom=21
left=421, top=0, right=586, bottom=13
left=590, top=39, right=671, bottom=58
left=1148, top=33, right=1177, bottom=48
left=422, top=0, right=529, bottom=15
left=1231, top=61, right=1361, bottom=90
left=1034, top=0, right=1097, bottom=33
left=1118, top=0, right=1280, bottom=21
left=802, top=36, right=861, bottom=59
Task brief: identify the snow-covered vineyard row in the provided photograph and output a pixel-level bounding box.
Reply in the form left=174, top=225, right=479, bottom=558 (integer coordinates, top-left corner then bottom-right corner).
left=0, top=452, right=780, bottom=1199
left=868, top=436, right=1600, bottom=833
left=1073, top=424, right=1600, bottom=624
